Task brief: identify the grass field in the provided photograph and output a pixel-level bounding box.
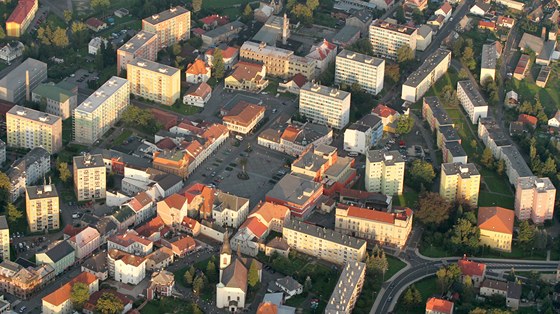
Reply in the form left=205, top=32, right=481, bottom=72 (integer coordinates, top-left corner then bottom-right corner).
left=394, top=192, right=419, bottom=208
left=114, top=129, right=133, bottom=146
left=203, top=0, right=246, bottom=9
left=507, top=63, right=560, bottom=115
left=141, top=297, right=201, bottom=314
left=395, top=276, right=439, bottom=314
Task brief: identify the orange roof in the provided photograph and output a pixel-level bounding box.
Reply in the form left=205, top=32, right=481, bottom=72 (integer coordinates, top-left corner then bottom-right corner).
left=109, top=249, right=146, bottom=266
left=346, top=206, right=396, bottom=224
left=426, top=297, right=453, bottom=314
left=458, top=258, right=486, bottom=277
left=291, top=73, right=307, bottom=88
left=372, top=104, right=397, bottom=118
left=181, top=216, right=200, bottom=228
left=184, top=183, right=215, bottom=216
left=163, top=194, right=187, bottom=210
left=128, top=192, right=152, bottom=212
left=518, top=114, right=537, bottom=126
left=439, top=2, right=452, bottom=14
left=242, top=216, right=268, bottom=238
left=478, top=20, right=496, bottom=29
left=250, top=202, right=290, bottom=224
left=280, top=125, right=301, bottom=142
left=186, top=59, right=209, bottom=75
left=136, top=216, right=165, bottom=237
left=201, top=123, right=229, bottom=142
left=478, top=206, right=514, bottom=234
left=187, top=82, right=212, bottom=98
left=172, top=236, right=196, bottom=252
left=257, top=302, right=278, bottom=314
left=223, top=101, right=265, bottom=127
left=109, top=231, right=153, bottom=247
left=7, top=0, right=36, bottom=24
left=230, top=61, right=265, bottom=82
left=42, top=272, right=98, bottom=306
left=206, top=46, right=239, bottom=59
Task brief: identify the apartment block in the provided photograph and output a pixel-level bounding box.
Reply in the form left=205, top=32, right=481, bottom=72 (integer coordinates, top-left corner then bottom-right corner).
left=73, top=154, right=106, bottom=201
left=365, top=150, right=405, bottom=195
left=142, top=6, right=191, bottom=49
left=117, top=31, right=158, bottom=75
left=239, top=41, right=317, bottom=79
left=0, top=140, right=5, bottom=165
left=335, top=205, right=413, bottom=248
left=422, top=96, right=453, bottom=133
left=344, top=114, right=383, bottom=154
left=335, top=49, right=385, bottom=95
left=299, top=82, right=351, bottom=130
left=402, top=48, right=451, bottom=102
left=478, top=117, right=512, bottom=159
left=283, top=219, right=367, bottom=265
left=515, top=177, right=556, bottom=224
left=0, top=217, right=8, bottom=262
left=0, top=58, right=47, bottom=104
left=325, top=262, right=366, bottom=314
left=7, top=105, right=62, bottom=153
left=32, top=82, right=77, bottom=120
left=25, top=183, right=60, bottom=233
left=457, top=80, right=488, bottom=124
left=7, top=147, right=50, bottom=202
left=440, top=162, right=480, bottom=207
left=369, top=19, right=417, bottom=60
left=73, top=77, right=129, bottom=145
left=6, top=0, right=38, bottom=37
left=500, top=146, right=533, bottom=185
left=127, top=58, right=180, bottom=106
left=481, top=43, right=498, bottom=84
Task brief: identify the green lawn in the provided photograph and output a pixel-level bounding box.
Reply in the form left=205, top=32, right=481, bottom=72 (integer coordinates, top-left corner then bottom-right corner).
left=395, top=276, right=439, bottom=314
left=478, top=191, right=515, bottom=208
left=203, top=0, right=246, bottom=9
left=166, top=102, right=202, bottom=116
left=394, top=192, right=419, bottom=208
left=114, top=129, right=133, bottom=146
left=141, top=297, right=201, bottom=314
left=420, top=238, right=548, bottom=260
left=263, top=81, right=279, bottom=94
left=46, top=14, right=67, bottom=28
left=507, top=64, right=560, bottom=114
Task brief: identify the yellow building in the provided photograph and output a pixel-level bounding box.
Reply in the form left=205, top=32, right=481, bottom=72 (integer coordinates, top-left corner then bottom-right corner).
left=440, top=162, right=480, bottom=207
left=283, top=219, right=366, bottom=265
left=73, top=154, right=106, bottom=201
left=0, top=217, right=9, bottom=262
left=25, top=183, right=60, bottom=233
left=365, top=149, right=405, bottom=195
left=335, top=205, right=413, bottom=248
left=224, top=61, right=269, bottom=93
left=6, top=105, right=62, bottom=154
left=478, top=206, right=514, bottom=252
left=6, top=0, right=38, bottom=37
left=127, top=58, right=181, bottom=106
left=142, top=6, right=191, bottom=49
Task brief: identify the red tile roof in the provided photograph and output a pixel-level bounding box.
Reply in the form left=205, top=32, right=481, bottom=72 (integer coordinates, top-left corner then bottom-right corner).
left=136, top=216, right=165, bottom=237
left=86, top=17, right=106, bottom=28
left=183, top=183, right=215, bottom=216
left=458, top=258, right=486, bottom=277
left=7, top=0, right=36, bottom=24
left=162, top=194, right=187, bottom=210
left=478, top=206, right=514, bottom=234
left=128, top=192, right=152, bottom=212
left=42, top=272, right=98, bottom=306
left=63, top=225, right=85, bottom=238
left=186, top=59, right=209, bottom=75
left=172, top=236, right=196, bottom=253
left=187, top=82, right=212, bottom=98
left=372, top=104, right=397, bottom=118
left=192, top=27, right=206, bottom=35
left=243, top=216, right=268, bottom=238
left=109, top=231, right=153, bottom=247
left=426, top=297, right=453, bottom=314
left=257, top=302, right=278, bottom=314
left=291, top=73, right=308, bottom=88
left=206, top=46, right=239, bottom=59
left=478, top=20, right=496, bottom=29
left=156, top=138, right=177, bottom=150
left=439, top=2, right=452, bottom=14
left=347, top=206, right=396, bottom=224
left=150, top=108, right=178, bottom=130
left=518, top=114, right=538, bottom=126
left=223, top=101, right=265, bottom=127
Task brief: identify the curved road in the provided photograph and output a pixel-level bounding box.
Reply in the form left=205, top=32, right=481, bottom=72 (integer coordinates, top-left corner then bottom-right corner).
left=373, top=253, right=559, bottom=314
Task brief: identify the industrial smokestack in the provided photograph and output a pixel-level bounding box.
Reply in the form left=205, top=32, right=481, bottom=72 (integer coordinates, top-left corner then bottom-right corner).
left=25, top=70, right=30, bottom=102
left=282, top=13, right=289, bottom=45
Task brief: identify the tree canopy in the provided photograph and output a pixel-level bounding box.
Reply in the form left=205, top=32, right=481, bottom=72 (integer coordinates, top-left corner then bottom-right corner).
left=396, top=115, right=414, bottom=135
left=407, top=159, right=435, bottom=191
left=96, top=293, right=124, bottom=314
left=416, top=192, right=452, bottom=227
left=70, top=282, right=90, bottom=310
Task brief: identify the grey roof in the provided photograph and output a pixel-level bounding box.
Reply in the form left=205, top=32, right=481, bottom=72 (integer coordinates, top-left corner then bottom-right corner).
left=404, top=49, right=451, bottom=88
left=0, top=216, right=7, bottom=230
left=112, top=206, right=135, bottom=223
left=26, top=184, right=58, bottom=199
left=439, top=125, right=460, bottom=142
left=518, top=33, right=544, bottom=53
left=90, top=148, right=151, bottom=170
left=424, top=96, right=453, bottom=126
left=332, top=25, right=360, bottom=44
left=458, top=80, right=487, bottom=107
left=417, top=25, right=433, bottom=38
left=73, top=154, right=104, bottom=169
left=537, top=40, right=556, bottom=61
left=301, top=82, right=350, bottom=101
left=127, top=58, right=179, bottom=76
left=221, top=259, right=248, bottom=292
left=276, top=276, right=303, bottom=292
left=43, top=241, right=74, bottom=262
left=481, top=43, right=497, bottom=70
left=0, top=58, right=47, bottom=92
left=367, top=149, right=405, bottom=165
left=326, top=262, right=366, bottom=313
left=284, top=219, right=366, bottom=250
left=347, top=9, right=373, bottom=23
left=213, top=191, right=249, bottom=213
left=337, top=49, right=384, bottom=66
left=481, top=278, right=507, bottom=291
left=75, top=77, right=128, bottom=114
left=370, top=19, right=417, bottom=35
left=479, top=117, right=512, bottom=146
left=142, top=6, right=189, bottom=25
left=96, top=216, right=118, bottom=235
left=118, top=31, right=157, bottom=54
left=82, top=251, right=108, bottom=272
left=473, top=0, right=491, bottom=12
left=7, top=105, right=61, bottom=125
left=7, top=147, right=50, bottom=183
left=507, top=282, right=522, bottom=299
left=442, top=162, right=480, bottom=177
left=203, top=21, right=246, bottom=39
left=445, top=141, right=467, bottom=158
left=266, top=173, right=322, bottom=206
left=148, top=247, right=173, bottom=264
left=537, top=66, right=552, bottom=83
left=290, top=123, right=332, bottom=146
left=517, top=176, right=555, bottom=191
left=500, top=146, right=533, bottom=178
left=154, top=173, right=183, bottom=191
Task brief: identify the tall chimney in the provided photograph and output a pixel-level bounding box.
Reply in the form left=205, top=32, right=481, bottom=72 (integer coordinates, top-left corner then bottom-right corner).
left=25, top=70, right=30, bottom=102
left=282, top=13, right=289, bottom=45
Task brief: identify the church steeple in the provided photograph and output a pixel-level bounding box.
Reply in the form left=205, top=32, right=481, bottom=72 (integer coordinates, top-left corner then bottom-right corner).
left=220, top=230, right=232, bottom=255
left=220, top=230, right=232, bottom=273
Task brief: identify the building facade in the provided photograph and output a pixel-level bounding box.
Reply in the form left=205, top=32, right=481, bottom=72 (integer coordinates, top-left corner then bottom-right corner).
left=0, top=58, right=47, bottom=103
left=73, top=154, right=107, bottom=201
left=365, top=150, right=405, bottom=195
left=335, top=49, right=385, bottom=95
left=402, top=49, right=451, bottom=102
left=457, top=80, right=488, bottom=124
left=25, top=183, right=60, bottom=233
left=0, top=217, right=8, bottom=262
left=325, top=262, right=366, bottom=314
left=32, top=82, right=77, bottom=120
left=6, top=105, right=62, bottom=153
left=5, top=0, right=38, bottom=37
left=515, top=177, right=556, bottom=224
left=299, top=82, right=351, bottom=130
left=116, top=31, right=158, bottom=75
left=369, top=19, right=417, bottom=60
left=127, top=58, right=181, bottom=106
left=344, top=114, right=383, bottom=155
left=439, top=162, right=481, bottom=207
left=142, top=6, right=191, bottom=49
left=478, top=206, right=514, bottom=252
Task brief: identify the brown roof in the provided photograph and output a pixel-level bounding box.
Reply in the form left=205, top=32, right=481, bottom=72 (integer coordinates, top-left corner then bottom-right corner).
left=257, top=302, right=278, bottom=314
left=109, top=230, right=153, bottom=247
left=458, top=258, right=486, bottom=277
left=478, top=206, right=514, bottom=234
left=186, top=82, right=212, bottom=98
left=128, top=192, right=152, bottom=212
left=162, top=193, right=187, bottom=210
left=108, top=249, right=146, bottom=267
left=84, top=289, right=132, bottom=312
left=42, top=272, right=98, bottom=306
left=426, top=297, right=453, bottom=314
left=186, top=59, right=209, bottom=75
left=223, top=101, right=265, bottom=127
left=171, top=236, right=196, bottom=253
left=230, top=61, right=265, bottom=82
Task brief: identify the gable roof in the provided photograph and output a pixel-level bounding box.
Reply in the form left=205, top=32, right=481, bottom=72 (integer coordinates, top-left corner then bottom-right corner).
left=426, top=297, right=453, bottom=314
left=372, top=104, right=397, bottom=118
left=518, top=114, right=538, bottom=126
left=162, top=193, right=187, bottom=209
left=478, top=206, right=514, bottom=234
left=438, top=2, right=452, bottom=14
left=128, top=192, right=153, bottom=212
left=291, top=73, right=307, bottom=88
left=43, top=241, right=75, bottom=263
left=458, top=258, right=486, bottom=277
left=42, top=272, right=98, bottom=306
left=186, top=59, right=209, bottom=75
left=186, top=82, right=212, bottom=98
left=221, top=259, right=248, bottom=292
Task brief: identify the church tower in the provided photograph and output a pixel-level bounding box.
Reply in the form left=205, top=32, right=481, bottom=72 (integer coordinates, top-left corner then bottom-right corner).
left=219, top=230, right=232, bottom=281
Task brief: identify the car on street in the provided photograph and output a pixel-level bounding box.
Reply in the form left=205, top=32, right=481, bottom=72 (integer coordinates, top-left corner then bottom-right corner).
left=19, top=306, right=26, bottom=313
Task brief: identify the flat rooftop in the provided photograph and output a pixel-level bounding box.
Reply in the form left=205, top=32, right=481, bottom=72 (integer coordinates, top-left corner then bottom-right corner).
left=404, top=49, right=451, bottom=88
left=118, top=31, right=156, bottom=54
left=26, top=184, right=58, bottom=199
left=284, top=219, right=366, bottom=250
left=370, top=19, right=417, bottom=35
left=0, top=58, right=47, bottom=91
left=266, top=173, right=322, bottom=206
left=301, top=82, right=350, bottom=101
left=518, top=176, right=555, bottom=191
left=442, top=162, right=480, bottom=178
left=481, top=43, right=497, bottom=69
left=325, top=262, right=366, bottom=313
left=500, top=146, right=533, bottom=178
left=143, top=6, right=189, bottom=25
left=337, top=49, right=384, bottom=66
left=75, top=76, right=128, bottom=114
left=458, top=80, right=487, bottom=107
left=241, top=41, right=293, bottom=59
left=128, top=58, right=180, bottom=76
left=204, top=21, right=245, bottom=39
left=7, top=105, right=61, bottom=125
left=73, top=154, right=105, bottom=169
left=367, top=149, right=405, bottom=165
left=445, top=141, right=467, bottom=158
left=424, top=96, right=453, bottom=126
left=439, top=125, right=460, bottom=142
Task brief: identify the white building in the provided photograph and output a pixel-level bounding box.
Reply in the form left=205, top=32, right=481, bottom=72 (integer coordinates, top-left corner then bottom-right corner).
left=212, top=191, right=250, bottom=229
left=73, top=77, right=130, bottom=145
left=416, top=25, right=433, bottom=51
left=515, top=177, right=556, bottom=224
left=108, top=249, right=146, bottom=285
left=365, top=149, right=405, bottom=195
left=306, top=39, right=337, bottom=75
left=0, top=58, right=47, bottom=104
left=369, top=19, right=417, bottom=60
left=548, top=110, right=560, bottom=128
left=124, top=192, right=156, bottom=225
left=107, top=230, right=154, bottom=256
left=7, top=147, right=50, bottom=202
left=402, top=48, right=451, bottom=102
left=457, top=80, right=488, bottom=124
left=0, top=41, right=24, bottom=63
left=335, top=49, right=385, bottom=95
left=299, top=82, right=351, bottom=130
left=183, top=82, right=212, bottom=107
left=67, top=227, right=101, bottom=260
left=480, top=43, right=498, bottom=84
left=325, top=262, right=366, bottom=314
left=88, top=37, right=107, bottom=55
left=343, top=114, right=383, bottom=154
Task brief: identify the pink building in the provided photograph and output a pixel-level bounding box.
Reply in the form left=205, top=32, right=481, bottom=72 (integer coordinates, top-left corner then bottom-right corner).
left=515, top=177, right=556, bottom=223
left=117, top=31, right=158, bottom=75
left=68, top=227, right=101, bottom=260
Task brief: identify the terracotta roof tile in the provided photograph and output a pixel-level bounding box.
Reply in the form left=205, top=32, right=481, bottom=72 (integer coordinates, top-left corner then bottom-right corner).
left=7, top=0, right=36, bottom=24
left=372, top=104, right=397, bottom=118
left=223, top=101, right=265, bottom=127
left=478, top=206, right=514, bottom=234
left=186, top=82, right=212, bottom=98
left=156, top=138, right=177, bottom=150
left=163, top=194, right=187, bottom=210
left=426, top=297, right=453, bottom=314
left=346, top=206, right=395, bottom=224
left=186, top=59, right=209, bottom=75
left=458, top=258, right=486, bottom=277
left=42, top=272, right=98, bottom=306
left=128, top=192, right=152, bottom=212
left=257, top=302, right=278, bottom=314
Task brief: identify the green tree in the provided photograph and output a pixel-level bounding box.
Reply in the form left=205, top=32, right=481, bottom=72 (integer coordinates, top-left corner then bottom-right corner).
left=452, top=37, right=464, bottom=57
left=63, top=10, right=73, bottom=24
left=243, top=4, right=253, bottom=16
left=96, top=292, right=124, bottom=314
left=518, top=101, right=533, bottom=115
left=441, top=85, right=459, bottom=107
left=91, top=0, right=110, bottom=11
left=385, top=63, right=400, bottom=82
left=396, top=115, right=414, bottom=135
left=291, top=3, right=313, bottom=24
left=481, top=147, right=495, bottom=169
left=411, top=9, right=423, bottom=24
left=51, top=27, right=69, bottom=47
left=407, top=159, right=435, bottom=191
left=450, top=218, right=480, bottom=253
left=395, top=6, right=406, bottom=24
left=70, top=282, right=90, bottom=310
left=0, top=25, right=5, bottom=39
left=192, top=273, right=206, bottom=295
left=306, top=0, right=320, bottom=11
left=470, top=139, right=477, bottom=150
left=212, top=48, right=225, bottom=79
left=458, top=68, right=470, bottom=79
left=518, top=220, right=536, bottom=248
left=6, top=203, right=22, bottom=223
left=0, top=172, right=10, bottom=202
left=57, top=159, right=71, bottom=183
left=397, top=45, right=414, bottom=64
left=248, top=261, right=260, bottom=288
left=462, top=47, right=476, bottom=70
left=403, top=286, right=416, bottom=308
left=436, top=264, right=461, bottom=295
left=496, top=159, right=505, bottom=176
left=541, top=156, right=556, bottom=177
left=184, top=267, right=195, bottom=286
left=192, top=0, right=202, bottom=12
left=346, top=38, right=374, bottom=56
left=416, top=192, right=452, bottom=227
left=206, top=260, right=217, bottom=281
